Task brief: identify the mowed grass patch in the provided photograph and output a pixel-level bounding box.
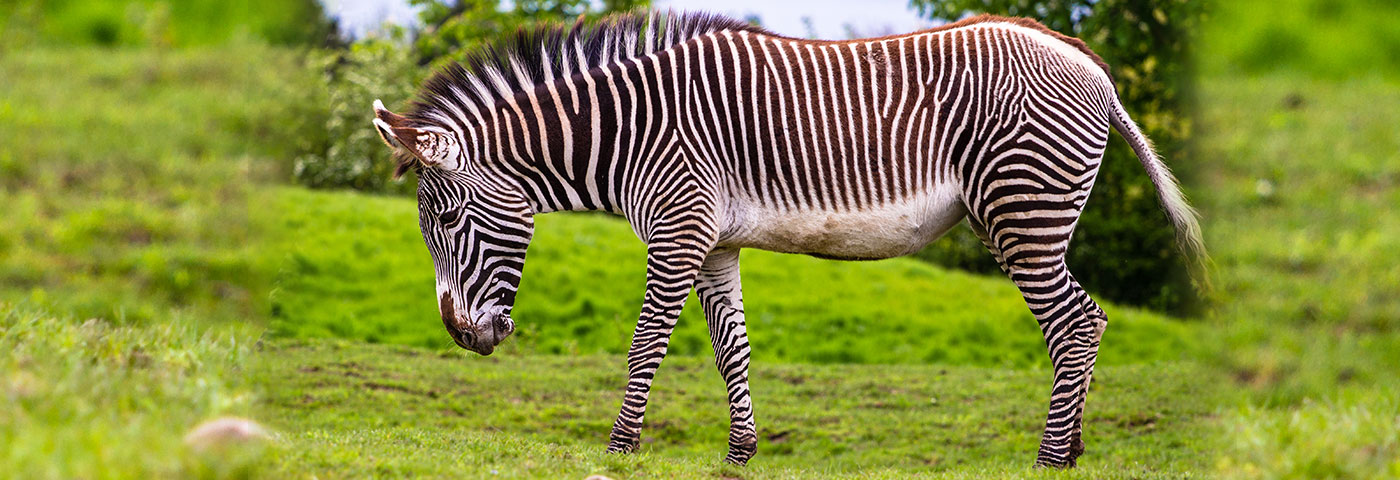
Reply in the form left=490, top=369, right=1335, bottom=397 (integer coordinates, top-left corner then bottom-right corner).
left=254, top=338, right=1221, bottom=479
left=269, top=187, right=1194, bottom=367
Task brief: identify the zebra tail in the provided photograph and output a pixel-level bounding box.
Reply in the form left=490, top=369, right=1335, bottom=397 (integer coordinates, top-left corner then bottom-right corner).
left=1108, top=97, right=1211, bottom=290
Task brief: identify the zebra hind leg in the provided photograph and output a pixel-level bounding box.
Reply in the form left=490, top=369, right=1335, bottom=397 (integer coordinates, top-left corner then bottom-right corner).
left=695, top=248, right=758, bottom=464
left=1008, top=258, right=1106, bottom=468
left=969, top=193, right=1105, bottom=467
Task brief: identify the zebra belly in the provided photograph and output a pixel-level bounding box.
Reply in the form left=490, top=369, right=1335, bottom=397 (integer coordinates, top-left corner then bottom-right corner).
left=720, top=186, right=966, bottom=260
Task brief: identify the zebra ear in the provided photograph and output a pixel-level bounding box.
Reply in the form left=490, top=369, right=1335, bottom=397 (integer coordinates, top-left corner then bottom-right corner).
left=372, top=99, right=459, bottom=169
left=372, top=99, right=407, bottom=148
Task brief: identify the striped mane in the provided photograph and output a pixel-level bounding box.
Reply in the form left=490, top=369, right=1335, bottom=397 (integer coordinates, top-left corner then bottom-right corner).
left=407, top=10, right=768, bottom=125
left=394, top=10, right=769, bottom=176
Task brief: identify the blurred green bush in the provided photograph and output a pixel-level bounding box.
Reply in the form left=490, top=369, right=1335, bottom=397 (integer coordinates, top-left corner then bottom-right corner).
left=413, top=0, right=646, bottom=67
left=910, top=0, right=1205, bottom=314
left=292, top=0, right=646, bottom=194
left=293, top=35, right=421, bottom=195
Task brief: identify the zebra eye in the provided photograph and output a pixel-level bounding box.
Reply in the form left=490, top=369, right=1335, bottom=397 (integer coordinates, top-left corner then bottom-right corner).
left=437, top=209, right=460, bottom=225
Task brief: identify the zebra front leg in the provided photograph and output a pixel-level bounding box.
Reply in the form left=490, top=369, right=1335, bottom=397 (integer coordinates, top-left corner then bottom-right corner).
left=695, top=248, right=757, bottom=464
left=606, top=238, right=711, bottom=454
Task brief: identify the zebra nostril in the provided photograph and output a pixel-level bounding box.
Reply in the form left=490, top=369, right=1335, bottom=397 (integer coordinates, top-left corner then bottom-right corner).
left=446, top=326, right=473, bottom=350
left=493, top=313, right=514, bottom=337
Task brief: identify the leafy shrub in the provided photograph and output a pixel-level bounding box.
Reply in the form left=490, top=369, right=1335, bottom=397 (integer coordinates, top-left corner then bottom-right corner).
left=293, top=35, right=421, bottom=195
left=909, top=0, right=1205, bottom=314
left=293, top=1, right=647, bottom=193
left=411, top=0, right=647, bottom=67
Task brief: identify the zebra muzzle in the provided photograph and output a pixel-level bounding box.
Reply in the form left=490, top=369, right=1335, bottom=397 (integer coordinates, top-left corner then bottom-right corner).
left=492, top=311, right=515, bottom=339
left=456, top=306, right=513, bottom=356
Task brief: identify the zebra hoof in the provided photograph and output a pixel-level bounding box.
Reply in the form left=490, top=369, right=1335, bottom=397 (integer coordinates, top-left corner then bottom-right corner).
left=723, top=448, right=755, bottom=465
left=606, top=436, right=639, bottom=454
left=1033, top=458, right=1077, bottom=469
left=1033, top=448, right=1079, bottom=469
left=1034, top=433, right=1084, bottom=469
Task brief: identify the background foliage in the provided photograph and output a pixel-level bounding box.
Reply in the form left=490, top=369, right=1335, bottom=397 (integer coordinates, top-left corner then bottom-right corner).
left=910, top=0, right=1205, bottom=313
left=292, top=0, right=646, bottom=194
left=412, top=0, right=648, bottom=65
left=293, top=34, right=421, bottom=194
left=1197, top=0, right=1400, bottom=79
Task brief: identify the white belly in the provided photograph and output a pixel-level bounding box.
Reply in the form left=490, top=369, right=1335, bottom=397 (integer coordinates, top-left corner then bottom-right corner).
left=719, top=185, right=966, bottom=260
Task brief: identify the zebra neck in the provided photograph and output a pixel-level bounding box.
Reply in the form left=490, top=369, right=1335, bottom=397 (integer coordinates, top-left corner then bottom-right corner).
left=477, top=55, right=674, bottom=216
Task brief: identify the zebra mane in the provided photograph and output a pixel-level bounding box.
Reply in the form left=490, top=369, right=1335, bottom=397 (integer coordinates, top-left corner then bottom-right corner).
left=393, top=10, right=769, bottom=177
left=407, top=10, right=768, bottom=126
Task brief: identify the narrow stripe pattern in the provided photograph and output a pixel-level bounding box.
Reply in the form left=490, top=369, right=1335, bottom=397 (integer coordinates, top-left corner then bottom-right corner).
left=375, top=10, right=1203, bottom=469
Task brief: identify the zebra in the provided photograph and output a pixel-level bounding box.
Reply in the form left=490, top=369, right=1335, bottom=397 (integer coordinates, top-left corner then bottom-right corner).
left=369, top=11, right=1203, bottom=468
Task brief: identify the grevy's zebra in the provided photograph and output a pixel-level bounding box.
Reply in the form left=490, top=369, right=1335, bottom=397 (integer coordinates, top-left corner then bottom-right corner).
left=370, top=11, right=1203, bottom=468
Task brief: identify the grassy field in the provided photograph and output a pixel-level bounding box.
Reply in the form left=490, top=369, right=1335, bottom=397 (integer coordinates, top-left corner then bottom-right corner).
left=254, top=339, right=1220, bottom=479
left=0, top=45, right=317, bottom=324
left=1195, top=73, right=1400, bottom=479
left=1, top=305, right=264, bottom=479
left=5, top=0, right=1400, bottom=477
left=0, top=45, right=310, bottom=478
left=1191, top=2, right=1400, bottom=477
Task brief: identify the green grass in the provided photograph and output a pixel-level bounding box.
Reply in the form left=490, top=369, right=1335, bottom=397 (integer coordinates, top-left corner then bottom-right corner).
left=1195, top=74, right=1400, bottom=332
left=268, top=187, right=1195, bottom=368
left=1, top=0, right=330, bottom=48
left=1218, top=389, right=1400, bottom=479
left=1188, top=2, right=1400, bottom=477
left=0, top=45, right=318, bottom=324
left=0, top=46, right=312, bottom=479
left=254, top=338, right=1221, bottom=479
left=1193, top=72, right=1400, bottom=479
left=1197, top=0, right=1400, bottom=79
left=1192, top=71, right=1400, bottom=406
left=0, top=304, right=265, bottom=479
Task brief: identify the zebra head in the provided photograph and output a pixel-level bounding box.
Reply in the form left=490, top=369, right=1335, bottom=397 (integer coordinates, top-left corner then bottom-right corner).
left=372, top=100, right=534, bottom=356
